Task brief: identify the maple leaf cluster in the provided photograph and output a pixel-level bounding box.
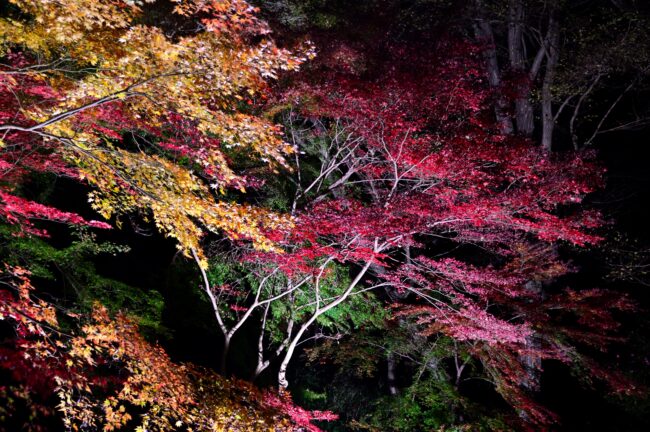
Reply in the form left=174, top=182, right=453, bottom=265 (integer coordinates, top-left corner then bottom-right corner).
left=0, top=0, right=316, bottom=266
left=0, top=1, right=333, bottom=429
left=0, top=266, right=334, bottom=431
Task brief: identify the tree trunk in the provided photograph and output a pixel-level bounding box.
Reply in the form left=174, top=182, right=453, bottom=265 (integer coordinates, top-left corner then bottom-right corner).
left=508, top=0, right=535, bottom=136
left=278, top=259, right=374, bottom=390
left=252, top=304, right=271, bottom=380
left=252, top=358, right=268, bottom=381
left=541, top=15, right=560, bottom=151
left=387, top=353, right=398, bottom=395
left=277, top=353, right=291, bottom=390
left=521, top=280, right=543, bottom=391
left=474, top=0, right=514, bottom=135
left=220, top=335, right=231, bottom=374
left=252, top=311, right=294, bottom=381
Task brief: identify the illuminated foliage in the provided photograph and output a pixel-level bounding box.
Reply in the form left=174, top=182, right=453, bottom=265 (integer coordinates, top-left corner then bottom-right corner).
left=1, top=0, right=314, bottom=264
left=247, top=40, right=635, bottom=426
left=1, top=1, right=646, bottom=430
left=0, top=266, right=334, bottom=431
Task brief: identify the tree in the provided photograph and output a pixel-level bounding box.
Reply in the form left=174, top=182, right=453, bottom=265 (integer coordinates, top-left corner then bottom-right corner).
left=1, top=1, right=336, bottom=428
left=0, top=266, right=336, bottom=431
left=1, top=0, right=314, bottom=267
left=2, top=1, right=645, bottom=429
left=243, top=37, right=636, bottom=426
left=469, top=0, right=650, bottom=150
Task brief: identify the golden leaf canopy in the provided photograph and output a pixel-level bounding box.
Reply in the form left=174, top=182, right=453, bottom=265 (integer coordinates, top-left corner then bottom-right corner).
left=0, top=0, right=314, bottom=264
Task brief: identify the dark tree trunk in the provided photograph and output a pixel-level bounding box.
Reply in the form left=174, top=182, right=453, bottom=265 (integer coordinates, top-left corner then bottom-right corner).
left=220, top=335, right=230, bottom=374
left=508, top=0, right=535, bottom=136
left=474, top=0, right=514, bottom=135
left=541, top=15, right=560, bottom=151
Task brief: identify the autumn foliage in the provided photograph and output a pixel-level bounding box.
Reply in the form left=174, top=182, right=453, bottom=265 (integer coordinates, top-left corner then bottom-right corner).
left=0, top=266, right=334, bottom=431
left=0, top=0, right=330, bottom=430
left=243, top=40, right=634, bottom=425
left=0, top=0, right=315, bottom=265
left=0, top=0, right=645, bottom=431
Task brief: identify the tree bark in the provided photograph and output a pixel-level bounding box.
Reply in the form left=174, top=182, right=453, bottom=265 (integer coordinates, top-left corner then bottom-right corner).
left=521, top=280, right=543, bottom=391
left=252, top=304, right=294, bottom=380
left=541, top=15, right=560, bottom=151
left=387, top=353, right=398, bottom=395
left=278, top=257, right=375, bottom=390
left=220, top=335, right=231, bottom=374
left=474, top=0, right=514, bottom=135
left=508, top=0, right=535, bottom=136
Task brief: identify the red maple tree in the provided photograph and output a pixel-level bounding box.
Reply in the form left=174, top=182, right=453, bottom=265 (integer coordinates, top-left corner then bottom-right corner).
left=239, top=38, right=635, bottom=426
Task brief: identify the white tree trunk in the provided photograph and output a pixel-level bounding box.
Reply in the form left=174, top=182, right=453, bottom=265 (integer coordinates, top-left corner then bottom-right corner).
left=278, top=258, right=375, bottom=390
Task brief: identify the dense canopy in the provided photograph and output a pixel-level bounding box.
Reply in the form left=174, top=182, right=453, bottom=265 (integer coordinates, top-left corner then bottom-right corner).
left=1, top=0, right=649, bottom=431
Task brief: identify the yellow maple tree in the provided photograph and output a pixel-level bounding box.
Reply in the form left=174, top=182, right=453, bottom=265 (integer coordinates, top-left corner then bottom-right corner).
left=0, top=0, right=313, bottom=265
